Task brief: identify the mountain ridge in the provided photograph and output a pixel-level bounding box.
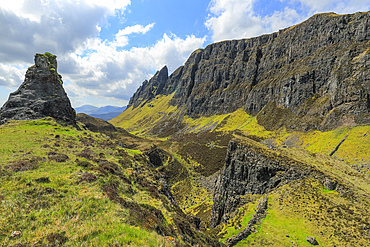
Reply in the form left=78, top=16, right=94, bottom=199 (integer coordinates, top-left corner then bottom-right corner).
left=76, top=105, right=127, bottom=121
left=121, top=11, right=370, bottom=132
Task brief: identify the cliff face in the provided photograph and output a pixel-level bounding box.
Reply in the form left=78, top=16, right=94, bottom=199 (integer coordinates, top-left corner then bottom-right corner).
left=209, top=140, right=312, bottom=228
left=128, top=11, right=370, bottom=131
left=0, top=53, right=76, bottom=125
left=127, top=66, right=169, bottom=109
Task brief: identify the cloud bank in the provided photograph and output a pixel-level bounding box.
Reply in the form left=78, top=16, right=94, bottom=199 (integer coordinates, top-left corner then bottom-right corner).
left=0, top=0, right=206, bottom=106
left=205, top=0, right=370, bottom=42
left=0, top=0, right=369, bottom=107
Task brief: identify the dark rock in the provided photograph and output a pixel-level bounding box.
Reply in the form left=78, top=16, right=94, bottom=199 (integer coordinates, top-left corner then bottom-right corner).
left=144, top=145, right=169, bottom=167
left=322, top=177, right=338, bottom=191
left=306, top=236, right=319, bottom=245
left=209, top=140, right=312, bottom=228
left=35, top=177, right=50, bottom=183
left=128, top=12, right=370, bottom=131
left=224, top=197, right=269, bottom=246
left=76, top=113, right=118, bottom=133
left=0, top=53, right=76, bottom=125
left=128, top=66, right=169, bottom=109
left=160, top=177, right=178, bottom=206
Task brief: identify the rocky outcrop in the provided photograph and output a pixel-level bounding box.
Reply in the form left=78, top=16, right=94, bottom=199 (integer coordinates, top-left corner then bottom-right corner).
left=77, top=113, right=117, bottom=133
left=128, top=66, right=169, bottom=109
left=144, top=145, right=169, bottom=167
left=128, top=11, right=370, bottom=131
left=306, top=236, right=320, bottom=245
left=209, top=140, right=312, bottom=228
left=224, top=197, right=268, bottom=247
left=0, top=53, right=76, bottom=125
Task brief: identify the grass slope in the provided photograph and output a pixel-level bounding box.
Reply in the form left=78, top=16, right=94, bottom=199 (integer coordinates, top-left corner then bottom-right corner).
left=217, top=137, right=370, bottom=246
left=0, top=118, right=217, bottom=246
left=110, top=95, right=370, bottom=246
left=111, top=95, right=370, bottom=172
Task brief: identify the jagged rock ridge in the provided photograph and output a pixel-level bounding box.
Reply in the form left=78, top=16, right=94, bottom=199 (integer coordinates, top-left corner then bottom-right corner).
left=128, top=66, right=169, bottom=109
left=0, top=53, right=76, bottom=125
left=128, top=11, right=370, bottom=131
left=209, top=140, right=312, bottom=228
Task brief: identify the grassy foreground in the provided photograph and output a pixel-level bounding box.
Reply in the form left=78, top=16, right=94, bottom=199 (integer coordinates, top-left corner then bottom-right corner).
left=0, top=118, right=216, bottom=246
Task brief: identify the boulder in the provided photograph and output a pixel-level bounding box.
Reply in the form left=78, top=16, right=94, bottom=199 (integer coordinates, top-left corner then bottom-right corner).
left=306, top=236, right=319, bottom=245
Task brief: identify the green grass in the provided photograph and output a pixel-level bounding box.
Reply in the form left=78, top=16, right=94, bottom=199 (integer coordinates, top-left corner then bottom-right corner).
left=220, top=178, right=370, bottom=247
left=0, top=118, right=180, bottom=246
left=109, top=93, right=370, bottom=246
left=109, top=94, right=177, bottom=135
left=218, top=198, right=259, bottom=241
left=111, top=93, right=369, bottom=174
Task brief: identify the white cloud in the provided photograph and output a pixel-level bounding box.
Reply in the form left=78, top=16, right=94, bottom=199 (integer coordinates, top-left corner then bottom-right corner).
left=61, top=33, right=206, bottom=105
left=115, top=23, right=155, bottom=47
left=205, top=0, right=261, bottom=41
left=0, top=0, right=207, bottom=107
left=1, top=0, right=130, bottom=22
left=0, top=0, right=131, bottom=64
left=117, top=23, right=155, bottom=36
left=0, top=64, right=27, bottom=87
left=205, top=0, right=370, bottom=42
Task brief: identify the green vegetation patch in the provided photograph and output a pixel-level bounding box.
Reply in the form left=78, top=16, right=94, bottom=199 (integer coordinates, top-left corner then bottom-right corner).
left=0, top=118, right=211, bottom=246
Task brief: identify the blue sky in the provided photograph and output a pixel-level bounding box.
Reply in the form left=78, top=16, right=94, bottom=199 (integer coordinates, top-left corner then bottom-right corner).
left=0, top=0, right=369, bottom=107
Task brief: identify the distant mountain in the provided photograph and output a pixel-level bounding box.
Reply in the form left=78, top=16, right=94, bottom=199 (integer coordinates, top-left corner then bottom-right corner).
left=75, top=105, right=99, bottom=115
left=75, top=105, right=126, bottom=121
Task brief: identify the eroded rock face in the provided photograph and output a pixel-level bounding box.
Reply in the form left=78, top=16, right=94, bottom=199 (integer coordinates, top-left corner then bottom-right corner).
left=128, top=66, right=169, bottom=109
left=209, top=141, right=311, bottom=228
left=0, top=53, right=76, bottom=125
left=128, top=12, right=370, bottom=131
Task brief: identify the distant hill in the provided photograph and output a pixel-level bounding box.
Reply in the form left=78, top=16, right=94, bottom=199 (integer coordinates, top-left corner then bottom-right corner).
left=75, top=105, right=126, bottom=121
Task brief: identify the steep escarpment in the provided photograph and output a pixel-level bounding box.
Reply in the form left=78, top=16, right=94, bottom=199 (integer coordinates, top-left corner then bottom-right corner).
left=128, top=66, right=169, bottom=109
left=209, top=140, right=313, bottom=228
left=0, top=53, right=76, bottom=125
left=209, top=138, right=370, bottom=246
left=126, top=11, right=370, bottom=131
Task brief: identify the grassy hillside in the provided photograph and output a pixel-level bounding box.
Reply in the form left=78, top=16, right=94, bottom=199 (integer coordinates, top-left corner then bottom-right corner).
left=0, top=118, right=218, bottom=246
left=110, top=95, right=370, bottom=246
left=214, top=136, right=370, bottom=246
left=111, top=96, right=370, bottom=170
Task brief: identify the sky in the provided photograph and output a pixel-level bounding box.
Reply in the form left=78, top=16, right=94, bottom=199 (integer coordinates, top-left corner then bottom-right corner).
left=0, top=0, right=369, bottom=108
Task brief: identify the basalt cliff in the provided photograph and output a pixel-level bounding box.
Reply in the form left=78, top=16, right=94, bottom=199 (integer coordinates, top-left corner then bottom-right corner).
left=0, top=53, right=76, bottom=125
left=125, top=11, right=370, bottom=132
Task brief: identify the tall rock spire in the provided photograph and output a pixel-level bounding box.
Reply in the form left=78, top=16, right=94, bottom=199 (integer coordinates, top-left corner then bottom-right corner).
left=0, top=53, right=76, bottom=125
